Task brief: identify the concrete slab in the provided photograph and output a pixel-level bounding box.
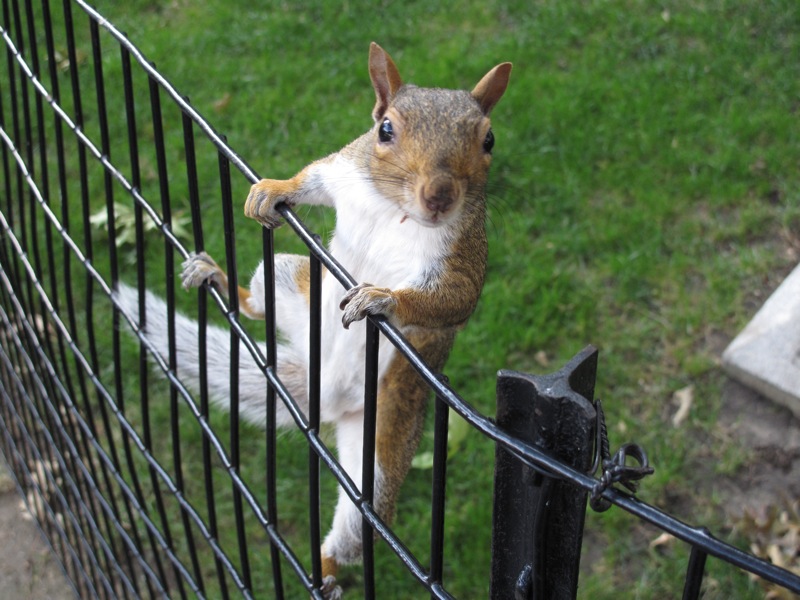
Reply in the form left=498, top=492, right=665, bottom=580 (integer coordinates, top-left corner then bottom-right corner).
left=722, top=262, right=800, bottom=419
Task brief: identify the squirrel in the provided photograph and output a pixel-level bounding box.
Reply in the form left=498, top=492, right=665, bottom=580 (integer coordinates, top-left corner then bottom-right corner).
left=116, top=42, right=510, bottom=598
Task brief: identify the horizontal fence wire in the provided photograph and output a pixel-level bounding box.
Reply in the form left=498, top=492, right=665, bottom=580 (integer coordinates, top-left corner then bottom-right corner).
left=0, top=1, right=798, bottom=599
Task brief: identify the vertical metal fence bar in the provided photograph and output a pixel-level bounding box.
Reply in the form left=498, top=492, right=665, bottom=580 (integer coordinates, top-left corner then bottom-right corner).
left=10, top=2, right=101, bottom=593
left=148, top=71, right=186, bottom=598
left=40, top=6, right=104, bottom=568
left=0, top=18, right=25, bottom=302
left=361, top=317, right=380, bottom=600
left=308, top=247, right=323, bottom=591
left=35, top=9, right=107, bottom=569
left=60, top=0, right=89, bottom=335
left=120, top=40, right=168, bottom=597
left=60, top=0, right=90, bottom=308
left=7, top=0, right=34, bottom=308
left=428, top=389, right=449, bottom=595
left=682, top=538, right=709, bottom=600
left=17, top=0, right=44, bottom=319
left=0, top=85, right=14, bottom=296
left=89, top=17, right=149, bottom=595
left=0, top=23, right=60, bottom=578
left=61, top=10, right=135, bottom=590
left=0, top=1, right=16, bottom=222
left=0, top=73, right=10, bottom=214
left=74, top=8, right=107, bottom=468
left=182, top=105, right=231, bottom=599
left=33, top=0, right=81, bottom=482
left=0, top=10, right=26, bottom=303
left=219, top=141, right=253, bottom=592
left=38, top=0, right=71, bottom=405
left=21, top=9, right=120, bottom=568
left=151, top=66, right=206, bottom=596
left=11, top=0, right=41, bottom=376
left=22, top=0, right=60, bottom=391
left=0, top=73, right=11, bottom=321
left=262, top=226, right=285, bottom=599
left=1, top=1, right=19, bottom=216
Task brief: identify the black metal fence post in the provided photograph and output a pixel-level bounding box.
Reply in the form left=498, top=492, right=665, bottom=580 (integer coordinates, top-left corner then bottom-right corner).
left=490, top=345, right=598, bottom=600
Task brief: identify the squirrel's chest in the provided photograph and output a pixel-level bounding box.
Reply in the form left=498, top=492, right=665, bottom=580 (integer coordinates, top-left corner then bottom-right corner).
left=318, top=155, right=452, bottom=286
left=332, top=200, right=449, bottom=289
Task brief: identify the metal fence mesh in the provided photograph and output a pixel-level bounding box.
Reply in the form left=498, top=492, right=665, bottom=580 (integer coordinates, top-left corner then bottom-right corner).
left=1, top=1, right=799, bottom=599
left=0, top=1, right=458, bottom=596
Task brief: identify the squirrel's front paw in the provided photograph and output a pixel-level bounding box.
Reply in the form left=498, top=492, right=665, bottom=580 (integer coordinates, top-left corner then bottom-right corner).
left=244, top=179, right=295, bottom=228
left=339, top=283, right=397, bottom=329
left=181, top=252, right=225, bottom=290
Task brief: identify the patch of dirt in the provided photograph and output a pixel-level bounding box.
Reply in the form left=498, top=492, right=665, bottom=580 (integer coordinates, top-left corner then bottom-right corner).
left=712, top=380, right=800, bottom=516
left=0, top=461, right=75, bottom=600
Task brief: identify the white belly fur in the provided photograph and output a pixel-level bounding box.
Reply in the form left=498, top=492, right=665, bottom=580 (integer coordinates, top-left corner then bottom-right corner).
left=314, top=156, right=452, bottom=421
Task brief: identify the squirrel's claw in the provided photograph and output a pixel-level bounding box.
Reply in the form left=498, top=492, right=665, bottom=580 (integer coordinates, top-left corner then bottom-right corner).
left=339, top=283, right=397, bottom=329
left=181, top=251, right=225, bottom=290
left=319, top=575, right=343, bottom=600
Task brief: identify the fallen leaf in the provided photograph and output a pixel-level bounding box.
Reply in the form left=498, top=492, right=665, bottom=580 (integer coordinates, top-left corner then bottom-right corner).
left=534, top=350, right=550, bottom=367
left=671, top=385, right=694, bottom=427
left=767, top=544, right=785, bottom=568
left=734, top=499, right=800, bottom=598
left=649, top=532, right=675, bottom=549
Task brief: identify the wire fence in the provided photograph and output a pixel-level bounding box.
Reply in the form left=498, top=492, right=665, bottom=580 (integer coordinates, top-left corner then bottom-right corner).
left=0, top=1, right=798, bottom=599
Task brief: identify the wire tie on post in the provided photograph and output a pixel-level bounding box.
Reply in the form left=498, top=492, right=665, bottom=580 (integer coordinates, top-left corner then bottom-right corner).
left=589, top=399, right=655, bottom=512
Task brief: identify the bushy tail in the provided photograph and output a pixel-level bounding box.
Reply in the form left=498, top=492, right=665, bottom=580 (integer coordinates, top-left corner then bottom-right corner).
left=114, top=283, right=273, bottom=427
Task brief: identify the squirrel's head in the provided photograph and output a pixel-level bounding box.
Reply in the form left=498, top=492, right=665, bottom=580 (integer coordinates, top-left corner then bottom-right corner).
left=366, top=43, right=512, bottom=228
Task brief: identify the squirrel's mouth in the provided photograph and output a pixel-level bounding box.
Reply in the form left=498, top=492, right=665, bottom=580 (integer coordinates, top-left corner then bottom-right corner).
left=400, top=207, right=458, bottom=228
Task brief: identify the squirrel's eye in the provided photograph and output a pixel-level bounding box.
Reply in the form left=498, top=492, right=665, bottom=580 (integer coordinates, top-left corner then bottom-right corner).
left=483, top=129, right=495, bottom=153
left=379, top=118, right=394, bottom=143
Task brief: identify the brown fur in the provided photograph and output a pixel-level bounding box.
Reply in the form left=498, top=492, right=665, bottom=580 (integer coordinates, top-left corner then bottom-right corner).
left=374, top=328, right=457, bottom=523
left=293, top=255, right=312, bottom=304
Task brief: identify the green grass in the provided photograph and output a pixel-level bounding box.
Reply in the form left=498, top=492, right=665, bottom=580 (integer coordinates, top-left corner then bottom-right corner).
left=18, top=0, right=800, bottom=598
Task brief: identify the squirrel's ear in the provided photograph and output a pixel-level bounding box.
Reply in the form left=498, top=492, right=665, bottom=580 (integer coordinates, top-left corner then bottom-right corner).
left=471, top=62, right=512, bottom=116
left=369, top=42, right=403, bottom=121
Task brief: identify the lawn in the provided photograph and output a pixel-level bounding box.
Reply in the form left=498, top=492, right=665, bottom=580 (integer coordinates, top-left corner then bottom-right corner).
left=13, top=0, right=800, bottom=598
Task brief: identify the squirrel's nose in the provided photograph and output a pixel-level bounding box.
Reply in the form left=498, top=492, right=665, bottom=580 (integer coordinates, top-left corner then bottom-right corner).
left=421, top=176, right=459, bottom=214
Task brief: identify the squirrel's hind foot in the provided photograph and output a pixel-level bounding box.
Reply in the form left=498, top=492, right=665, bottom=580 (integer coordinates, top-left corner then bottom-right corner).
left=181, top=251, right=227, bottom=291
left=319, top=575, right=343, bottom=600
